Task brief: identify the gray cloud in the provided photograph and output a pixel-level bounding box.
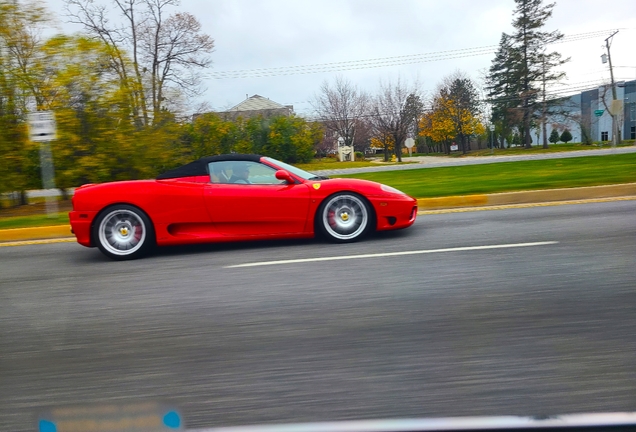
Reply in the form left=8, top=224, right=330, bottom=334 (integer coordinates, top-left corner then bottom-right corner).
left=43, top=0, right=636, bottom=115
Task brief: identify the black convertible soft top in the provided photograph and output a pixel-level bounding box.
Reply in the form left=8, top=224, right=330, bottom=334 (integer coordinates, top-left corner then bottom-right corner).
left=156, top=154, right=262, bottom=180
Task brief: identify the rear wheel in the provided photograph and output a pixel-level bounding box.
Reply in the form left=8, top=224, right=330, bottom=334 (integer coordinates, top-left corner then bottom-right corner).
left=317, top=193, right=373, bottom=243
left=93, top=205, right=154, bottom=260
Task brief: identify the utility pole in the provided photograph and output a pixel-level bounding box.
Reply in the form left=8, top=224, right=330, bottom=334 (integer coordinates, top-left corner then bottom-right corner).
left=604, top=30, right=620, bottom=147
left=541, top=55, right=548, bottom=149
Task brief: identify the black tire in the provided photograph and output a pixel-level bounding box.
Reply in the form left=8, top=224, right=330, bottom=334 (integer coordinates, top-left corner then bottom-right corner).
left=92, top=204, right=155, bottom=260
left=316, top=192, right=373, bottom=243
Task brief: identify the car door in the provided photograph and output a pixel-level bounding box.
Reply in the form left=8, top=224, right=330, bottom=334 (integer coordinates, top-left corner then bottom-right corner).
left=203, top=161, right=312, bottom=236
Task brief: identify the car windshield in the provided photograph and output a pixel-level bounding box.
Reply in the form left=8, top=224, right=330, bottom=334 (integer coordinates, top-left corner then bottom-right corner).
left=263, top=157, right=325, bottom=181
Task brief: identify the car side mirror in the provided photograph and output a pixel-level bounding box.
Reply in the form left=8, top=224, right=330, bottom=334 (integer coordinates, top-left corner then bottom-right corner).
left=275, top=169, right=295, bottom=184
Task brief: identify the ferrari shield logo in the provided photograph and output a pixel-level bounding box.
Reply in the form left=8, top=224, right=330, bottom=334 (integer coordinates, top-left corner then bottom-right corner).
left=313, top=183, right=321, bottom=190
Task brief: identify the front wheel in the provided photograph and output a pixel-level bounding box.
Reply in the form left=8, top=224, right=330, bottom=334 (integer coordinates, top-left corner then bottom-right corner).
left=317, top=193, right=373, bottom=243
left=93, top=205, right=154, bottom=260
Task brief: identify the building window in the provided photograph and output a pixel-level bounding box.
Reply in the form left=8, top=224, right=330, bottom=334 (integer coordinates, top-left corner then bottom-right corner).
left=601, top=131, right=609, bottom=141
left=631, top=104, right=636, bottom=122
left=631, top=126, right=636, bottom=140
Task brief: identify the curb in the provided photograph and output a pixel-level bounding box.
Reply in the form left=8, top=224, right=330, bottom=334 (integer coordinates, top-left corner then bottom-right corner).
left=0, top=225, right=72, bottom=243
left=416, top=183, right=636, bottom=210
left=1, top=183, right=635, bottom=243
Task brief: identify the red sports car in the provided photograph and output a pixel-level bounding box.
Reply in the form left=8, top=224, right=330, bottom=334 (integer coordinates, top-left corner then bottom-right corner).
left=69, top=154, right=418, bottom=260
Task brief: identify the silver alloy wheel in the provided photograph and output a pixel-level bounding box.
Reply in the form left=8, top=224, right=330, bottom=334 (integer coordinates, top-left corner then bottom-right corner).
left=97, top=209, right=146, bottom=256
left=322, top=194, right=368, bottom=241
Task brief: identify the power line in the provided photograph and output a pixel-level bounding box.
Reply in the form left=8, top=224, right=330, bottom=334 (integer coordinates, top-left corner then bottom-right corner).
left=482, top=76, right=634, bottom=106
left=211, top=29, right=620, bottom=79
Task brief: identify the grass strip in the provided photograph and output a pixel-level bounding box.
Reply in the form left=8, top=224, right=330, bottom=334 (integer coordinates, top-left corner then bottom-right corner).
left=337, top=153, right=636, bottom=198
left=0, top=213, right=69, bottom=230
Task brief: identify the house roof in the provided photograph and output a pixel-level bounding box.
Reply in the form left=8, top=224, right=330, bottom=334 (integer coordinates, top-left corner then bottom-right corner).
left=226, top=94, right=287, bottom=112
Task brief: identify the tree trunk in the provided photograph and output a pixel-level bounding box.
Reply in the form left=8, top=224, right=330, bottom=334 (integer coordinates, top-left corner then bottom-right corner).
left=523, top=111, right=532, bottom=148
left=542, top=119, right=548, bottom=149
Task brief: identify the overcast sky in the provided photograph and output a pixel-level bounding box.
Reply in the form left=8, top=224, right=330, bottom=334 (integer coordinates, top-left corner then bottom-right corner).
left=43, top=0, right=636, bottom=117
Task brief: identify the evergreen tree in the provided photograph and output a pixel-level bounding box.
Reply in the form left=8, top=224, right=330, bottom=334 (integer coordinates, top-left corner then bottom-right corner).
left=486, top=33, right=521, bottom=149
left=549, top=129, right=560, bottom=144
left=486, top=0, right=567, bottom=148
left=560, top=129, right=572, bottom=144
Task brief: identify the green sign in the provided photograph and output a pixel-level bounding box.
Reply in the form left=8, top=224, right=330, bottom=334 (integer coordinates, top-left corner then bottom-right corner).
left=594, top=109, right=604, bottom=117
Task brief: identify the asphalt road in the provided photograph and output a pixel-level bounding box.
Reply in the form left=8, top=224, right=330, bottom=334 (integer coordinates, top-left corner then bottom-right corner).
left=1, top=201, right=635, bottom=431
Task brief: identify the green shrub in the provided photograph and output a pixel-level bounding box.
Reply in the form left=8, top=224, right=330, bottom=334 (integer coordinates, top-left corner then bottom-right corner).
left=560, top=129, right=573, bottom=144
left=549, top=129, right=560, bottom=144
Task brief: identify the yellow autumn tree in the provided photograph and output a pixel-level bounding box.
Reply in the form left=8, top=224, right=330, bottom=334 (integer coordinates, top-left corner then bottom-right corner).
left=184, top=113, right=237, bottom=160
left=439, top=75, right=484, bottom=153
left=28, top=35, right=181, bottom=188
left=419, top=98, right=456, bottom=150
left=33, top=35, right=123, bottom=188
left=265, top=116, right=316, bottom=163
left=0, top=0, right=49, bottom=200
left=420, top=74, right=485, bottom=154
left=370, top=132, right=395, bottom=161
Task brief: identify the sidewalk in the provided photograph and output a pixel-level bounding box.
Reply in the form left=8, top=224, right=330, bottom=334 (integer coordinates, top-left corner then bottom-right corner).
left=2, top=183, right=635, bottom=244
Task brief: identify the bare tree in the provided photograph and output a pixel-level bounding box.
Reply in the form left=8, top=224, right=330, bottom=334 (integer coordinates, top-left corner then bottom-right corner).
left=352, top=118, right=374, bottom=154
left=65, top=0, right=214, bottom=126
left=312, top=76, right=370, bottom=150
left=372, top=78, right=422, bottom=162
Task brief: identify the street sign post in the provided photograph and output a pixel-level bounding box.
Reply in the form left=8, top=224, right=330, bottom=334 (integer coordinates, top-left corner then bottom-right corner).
left=404, top=137, right=415, bottom=157
left=594, top=109, right=604, bottom=117
left=28, top=111, right=57, bottom=142
left=28, top=111, right=58, bottom=216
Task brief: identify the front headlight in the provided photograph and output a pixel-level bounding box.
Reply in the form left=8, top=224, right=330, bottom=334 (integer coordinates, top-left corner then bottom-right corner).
left=381, top=184, right=406, bottom=195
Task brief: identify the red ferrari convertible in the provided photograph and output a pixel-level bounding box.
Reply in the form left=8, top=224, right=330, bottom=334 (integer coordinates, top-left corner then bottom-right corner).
left=69, top=154, right=418, bottom=260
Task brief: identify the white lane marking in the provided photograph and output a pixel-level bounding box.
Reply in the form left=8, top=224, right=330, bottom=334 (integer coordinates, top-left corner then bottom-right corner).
left=225, top=241, right=559, bottom=268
